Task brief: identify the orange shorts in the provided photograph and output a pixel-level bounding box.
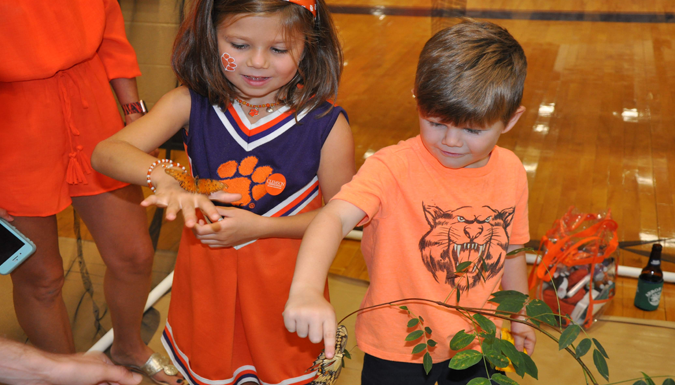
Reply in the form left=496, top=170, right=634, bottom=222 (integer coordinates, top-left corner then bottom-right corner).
left=0, top=54, right=128, bottom=217
left=163, top=201, right=328, bottom=385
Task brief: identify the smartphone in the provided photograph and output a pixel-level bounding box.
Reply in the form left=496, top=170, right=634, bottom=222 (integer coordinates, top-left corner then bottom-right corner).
left=0, top=218, right=37, bottom=275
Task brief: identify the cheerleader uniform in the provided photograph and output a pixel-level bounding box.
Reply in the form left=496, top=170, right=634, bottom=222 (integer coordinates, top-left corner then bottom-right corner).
left=162, top=89, right=346, bottom=385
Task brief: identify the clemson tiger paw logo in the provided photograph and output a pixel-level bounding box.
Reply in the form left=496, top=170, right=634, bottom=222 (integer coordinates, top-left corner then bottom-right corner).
left=217, top=156, right=286, bottom=208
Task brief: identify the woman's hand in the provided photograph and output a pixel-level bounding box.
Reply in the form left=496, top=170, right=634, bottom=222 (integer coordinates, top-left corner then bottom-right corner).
left=0, top=208, right=13, bottom=222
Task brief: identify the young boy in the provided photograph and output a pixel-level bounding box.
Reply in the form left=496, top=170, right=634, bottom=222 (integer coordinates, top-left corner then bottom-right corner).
left=283, top=19, right=535, bottom=384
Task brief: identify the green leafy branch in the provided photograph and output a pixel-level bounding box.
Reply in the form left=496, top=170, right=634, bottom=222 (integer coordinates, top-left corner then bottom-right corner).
left=399, top=306, right=436, bottom=372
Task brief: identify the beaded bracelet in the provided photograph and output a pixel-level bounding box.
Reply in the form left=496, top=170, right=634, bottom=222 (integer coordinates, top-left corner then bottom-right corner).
left=146, top=159, right=186, bottom=192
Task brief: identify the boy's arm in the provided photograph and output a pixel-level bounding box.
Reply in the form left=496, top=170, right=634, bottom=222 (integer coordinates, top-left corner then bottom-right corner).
left=502, top=244, right=536, bottom=355
left=283, top=199, right=366, bottom=359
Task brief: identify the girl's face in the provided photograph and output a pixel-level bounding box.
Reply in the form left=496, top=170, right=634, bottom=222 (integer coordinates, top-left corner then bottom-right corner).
left=217, top=13, right=305, bottom=103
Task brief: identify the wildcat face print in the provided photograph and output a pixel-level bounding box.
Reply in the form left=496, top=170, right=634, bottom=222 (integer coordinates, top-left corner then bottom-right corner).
left=221, top=52, right=237, bottom=72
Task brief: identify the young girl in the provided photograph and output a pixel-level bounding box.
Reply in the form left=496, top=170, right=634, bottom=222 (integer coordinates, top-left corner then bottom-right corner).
left=91, top=0, right=354, bottom=384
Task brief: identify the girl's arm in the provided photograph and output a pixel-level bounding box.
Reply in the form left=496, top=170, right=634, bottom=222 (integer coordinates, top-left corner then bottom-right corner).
left=192, top=113, right=355, bottom=246
left=502, top=244, right=536, bottom=355
left=91, top=86, right=235, bottom=226
left=283, top=199, right=365, bottom=359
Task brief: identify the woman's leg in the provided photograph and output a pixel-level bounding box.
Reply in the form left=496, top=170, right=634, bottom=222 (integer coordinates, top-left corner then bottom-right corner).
left=9, top=215, right=75, bottom=354
left=72, top=184, right=182, bottom=384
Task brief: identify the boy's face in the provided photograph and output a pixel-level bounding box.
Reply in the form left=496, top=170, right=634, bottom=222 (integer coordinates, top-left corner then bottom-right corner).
left=418, top=106, right=525, bottom=169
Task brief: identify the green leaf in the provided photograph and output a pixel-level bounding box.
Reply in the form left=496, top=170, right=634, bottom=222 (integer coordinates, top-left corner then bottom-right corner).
left=489, top=291, right=529, bottom=315
left=663, top=379, right=675, bottom=385
left=450, top=330, right=476, bottom=351
left=476, top=266, right=486, bottom=282
left=592, top=338, right=609, bottom=358
left=500, top=339, right=523, bottom=372
left=633, top=381, right=647, bottom=385
left=343, top=349, right=351, bottom=359
left=526, top=299, right=558, bottom=327
left=427, top=339, right=437, bottom=347
left=641, top=373, right=655, bottom=385
left=399, top=306, right=408, bottom=311
left=491, top=373, right=520, bottom=385
left=520, top=351, right=538, bottom=380
left=456, top=288, right=461, bottom=303
left=419, top=315, right=425, bottom=323
left=405, top=330, right=424, bottom=342
left=593, top=349, right=609, bottom=381
left=449, top=350, right=483, bottom=370
left=408, top=318, right=420, bottom=328
left=412, top=343, right=427, bottom=354
left=425, top=326, right=433, bottom=335
left=473, top=314, right=496, bottom=335
left=558, top=325, right=581, bottom=351
left=482, top=339, right=509, bottom=368
left=423, top=352, right=433, bottom=375
left=467, top=378, right=491, bottom=385
left=490, top=290, right=530, bottom=302
left=575, top=338, right=592, bottom=358
left=456, top=261, right=473, bottom=273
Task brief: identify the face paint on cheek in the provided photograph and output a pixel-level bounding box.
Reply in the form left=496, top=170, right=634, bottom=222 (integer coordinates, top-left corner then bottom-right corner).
left=221, top=52, right=237, bottom=72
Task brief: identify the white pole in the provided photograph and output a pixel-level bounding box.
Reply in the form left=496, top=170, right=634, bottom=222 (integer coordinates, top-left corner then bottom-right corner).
left=87, top=271, right=174, bottom=352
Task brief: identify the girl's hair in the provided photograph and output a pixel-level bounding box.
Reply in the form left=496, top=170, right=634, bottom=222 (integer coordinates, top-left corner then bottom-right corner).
left=172, top=0, right=343, bottom=114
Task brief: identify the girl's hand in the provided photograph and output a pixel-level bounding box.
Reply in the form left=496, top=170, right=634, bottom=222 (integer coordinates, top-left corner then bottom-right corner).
left=0, top=208, right=13, bottom=222
left=510, top=320, right=536, bottom=355
left=192, top=207, right=264, bottom=248
left=283, top=289, right=337, bottom=359
left=141, top=170, right=241, bottom=227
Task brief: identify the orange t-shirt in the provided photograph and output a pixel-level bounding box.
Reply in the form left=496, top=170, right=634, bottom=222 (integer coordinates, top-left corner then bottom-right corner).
left=333, top=136, right=529, bottom=363
left=0, top=0, right=140, bottom=82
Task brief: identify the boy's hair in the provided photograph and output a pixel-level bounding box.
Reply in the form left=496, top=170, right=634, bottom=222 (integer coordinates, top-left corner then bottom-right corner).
left=414, top=19, right=527, bottom=127
left=172, top=0, right=342, bottom=113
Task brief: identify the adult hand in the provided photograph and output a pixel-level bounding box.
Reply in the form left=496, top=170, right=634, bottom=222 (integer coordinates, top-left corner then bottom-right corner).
left=0, top=338, right=142, bottom=385
left=0, top=208, right=13, bottom=221
left=47, top=352, right=142, bottom=385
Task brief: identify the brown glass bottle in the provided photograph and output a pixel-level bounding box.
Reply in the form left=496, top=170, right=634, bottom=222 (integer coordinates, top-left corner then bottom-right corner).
left=634, top=244, right=664, bottom=311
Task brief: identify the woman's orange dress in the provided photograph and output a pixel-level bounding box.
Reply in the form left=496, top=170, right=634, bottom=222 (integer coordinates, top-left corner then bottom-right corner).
left=0, top=0, right=141, bottom=216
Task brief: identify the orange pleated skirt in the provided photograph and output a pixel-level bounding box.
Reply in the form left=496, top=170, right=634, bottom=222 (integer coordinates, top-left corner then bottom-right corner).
left=162, top=204, right=328, bottom=385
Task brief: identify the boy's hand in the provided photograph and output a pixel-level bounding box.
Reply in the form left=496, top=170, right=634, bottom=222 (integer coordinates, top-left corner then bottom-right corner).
left=510, top=320, right=536, bottom=355
left=192, top=207, right=262, bottom=248
left=283, top=289, right=337, bottom=358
